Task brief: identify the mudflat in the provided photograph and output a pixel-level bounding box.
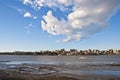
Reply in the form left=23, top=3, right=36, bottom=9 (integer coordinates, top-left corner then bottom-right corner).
left=0, top=63, right=120, bottom=80
left=0, top=55, right=120, bottom=80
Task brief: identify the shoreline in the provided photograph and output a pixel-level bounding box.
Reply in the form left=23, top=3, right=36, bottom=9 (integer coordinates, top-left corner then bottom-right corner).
left=0, top=68, right=120, bottom=80
left=0, top=55, right=120, bottom=80
left=0, top=62, right=120, bottom=80
left=0, top=54, right=120, bottom=56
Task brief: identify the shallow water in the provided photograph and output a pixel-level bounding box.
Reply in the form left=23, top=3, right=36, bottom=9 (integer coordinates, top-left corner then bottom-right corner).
left=0, top=55, right=120, bottom=63
left=0, top=55, right=120, bottom=76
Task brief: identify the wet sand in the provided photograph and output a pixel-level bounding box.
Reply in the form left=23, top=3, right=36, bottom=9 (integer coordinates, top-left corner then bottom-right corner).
left=0, top=63, right=120, bottom=80
left=0, top=69, right=120, bottom=80
left=0, top=70, right=120, bottom=80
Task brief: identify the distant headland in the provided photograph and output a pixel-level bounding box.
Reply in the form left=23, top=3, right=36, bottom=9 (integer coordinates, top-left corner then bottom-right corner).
left=0, top=49, right=120, bottom=56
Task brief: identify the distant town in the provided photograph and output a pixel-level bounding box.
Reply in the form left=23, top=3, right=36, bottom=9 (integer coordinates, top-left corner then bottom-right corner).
left=0, top=49, right=120, bottom=56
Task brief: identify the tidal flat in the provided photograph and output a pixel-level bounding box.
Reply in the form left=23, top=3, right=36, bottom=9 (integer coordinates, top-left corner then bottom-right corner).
left=0, top=55, right=120, bottom=80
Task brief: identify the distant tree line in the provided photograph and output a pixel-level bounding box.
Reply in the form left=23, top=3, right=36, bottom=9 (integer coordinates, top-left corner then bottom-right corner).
left=0, top=49, right=120, bottom=56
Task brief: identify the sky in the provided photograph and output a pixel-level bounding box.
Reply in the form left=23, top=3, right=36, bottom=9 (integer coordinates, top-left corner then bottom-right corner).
left=0, top=0, right=120, bottom=52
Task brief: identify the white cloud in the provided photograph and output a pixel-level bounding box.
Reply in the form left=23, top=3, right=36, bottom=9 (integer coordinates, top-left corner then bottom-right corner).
left=24, top=23, right=33, bottom=34
left=23, top=0, right=120, bottom=42
left=24, top=12, right=32, bottom=18
left=23, top=0, right=32, bottom=4
left=33, top=16, right=37, bottom=19
left=23, top=0, right=73, bottom=11
left=24, top=23, right=32, bottom=29
left=23, top=12, right=37, bottom=19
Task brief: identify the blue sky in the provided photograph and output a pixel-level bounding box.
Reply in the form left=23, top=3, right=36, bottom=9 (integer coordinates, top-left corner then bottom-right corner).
left=0, top=0, right=120, bottom=52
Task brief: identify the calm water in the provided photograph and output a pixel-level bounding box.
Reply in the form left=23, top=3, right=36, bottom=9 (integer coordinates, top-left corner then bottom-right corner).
left=0, top=55, right=120, bottom=76
left=0, top=55, right=120, bottom=64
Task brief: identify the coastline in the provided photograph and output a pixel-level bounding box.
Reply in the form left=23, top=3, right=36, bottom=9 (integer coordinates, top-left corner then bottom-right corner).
left=0, top=61, right=120, bottom=80
left=0, top=55, right=120, bottom=80
left=1, top=69, right=120, bottom=80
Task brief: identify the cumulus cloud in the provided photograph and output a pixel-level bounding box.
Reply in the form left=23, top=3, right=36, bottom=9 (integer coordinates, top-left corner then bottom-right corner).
left=24, top=12, right=32, bottom=18
left=23, top=0, right=120, bottom=42
left=23, top=12, right=37, bottom=19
